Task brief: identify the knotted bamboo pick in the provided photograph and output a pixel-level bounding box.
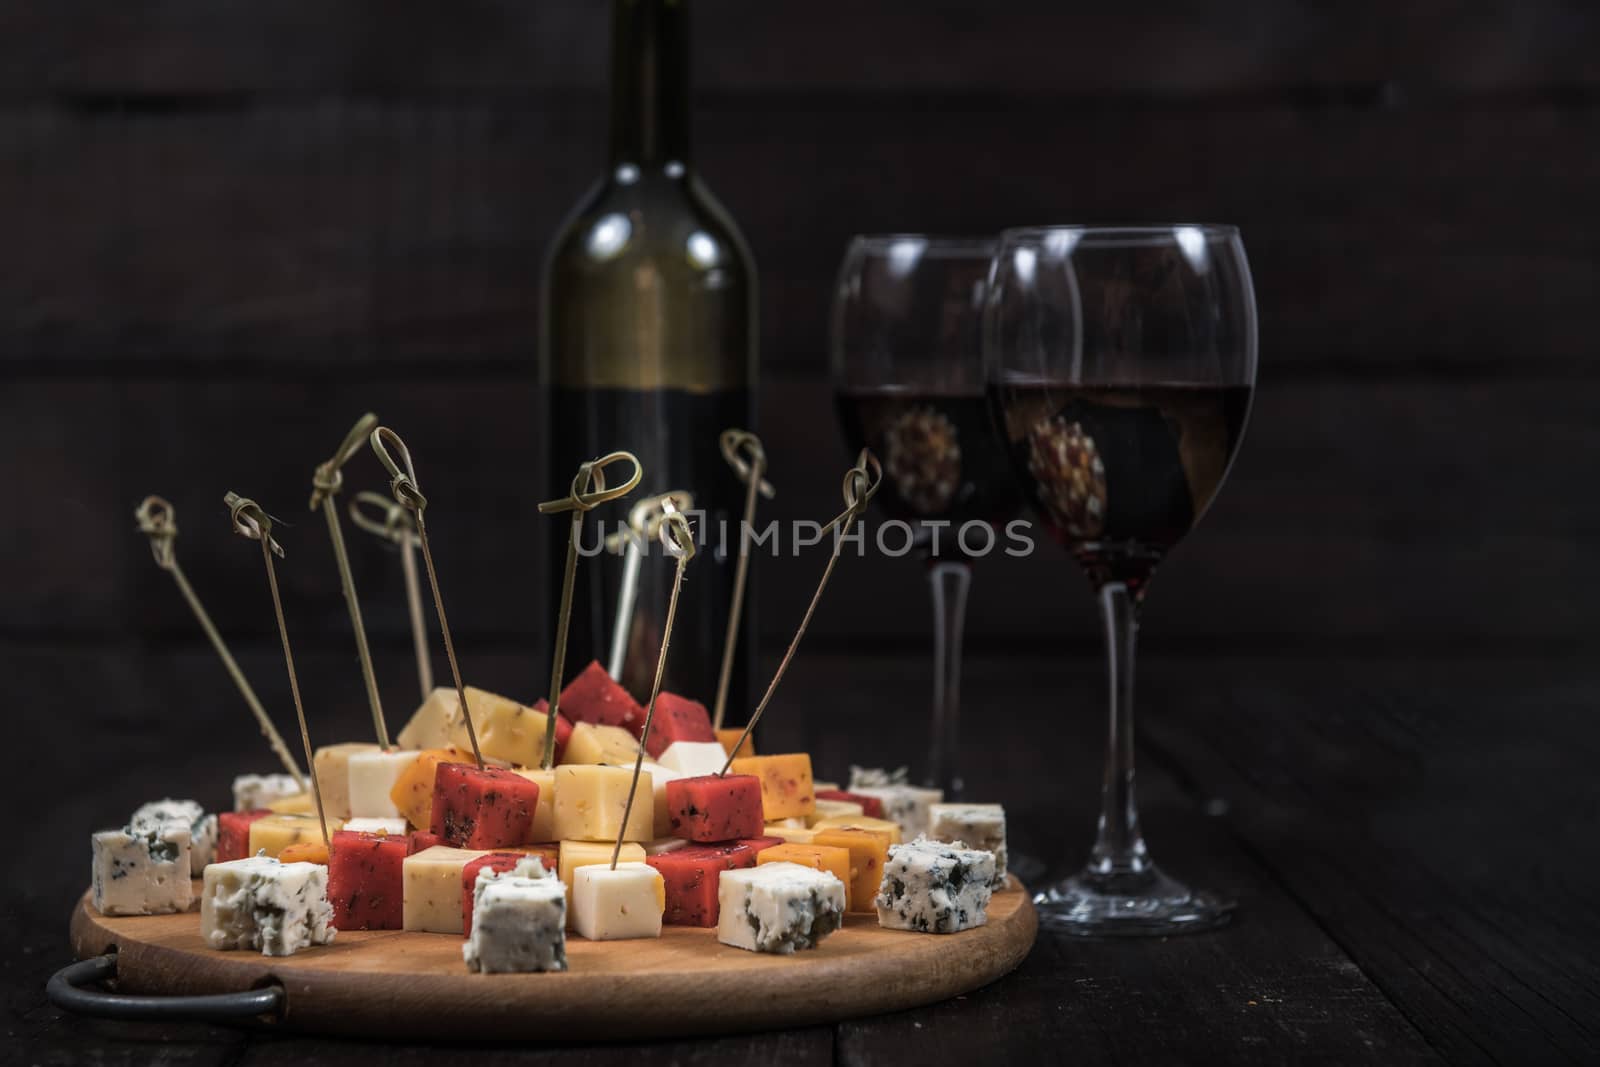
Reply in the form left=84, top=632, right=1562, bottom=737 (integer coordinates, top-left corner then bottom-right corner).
left=135, top=495, right=305, bottom=789
left=612, top=510, right=696, bottom=869
left=368, top=427, right=485, bottom=771
left=605, top=489, right=694, bottom=682
left=712, top=429, right=775, bottom=731
left=720, top=449, right=881, bottom=775
left=309, top=412, right=389, bottom=748
left=348, top=490, right=432, bottom=700
left=224, top=493, right=328, bottom=844
left=537, top=451, right=642, bottom=770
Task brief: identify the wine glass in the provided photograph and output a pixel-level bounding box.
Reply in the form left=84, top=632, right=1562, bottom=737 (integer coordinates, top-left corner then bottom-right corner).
left=831, top=235, right=1022, bottom=796
left=984, top=225, right=1257, bottom=935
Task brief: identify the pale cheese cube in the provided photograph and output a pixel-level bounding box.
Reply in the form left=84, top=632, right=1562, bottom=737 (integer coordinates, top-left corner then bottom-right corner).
left=812, top=780, right=841, bottom=792
left=200, top=855, right=335, bottom=956
left=343, top=816, right=407, bottom=836
left=402, top=844, right=490, bottom=933
left=571, top=862, right=665, bottom=941
left=509, top=767, right=557, bottom=841
left=447, top=686, right=558, bottom=767
left=248, top=813, right=342, bottom=859
left=552, top=764, right=653, bottom=843
left=875, top=836, right=996, bottom=934
left=347, top=749, right=421, bottom=819
left=396, top=687, right=464, bottom=750
left=763, top=823, right=818, bottom=845
left=657, top=740, right=729, bottom=777
left=231, top=773, right=300, bottom=812
left=806, top=798, right=864, bottom=826
left=557, top=839, right=646, bottom=887
left=927, top=803, right=1008, bottom=887
left=312, top=742, right=382, bottom=820
left=464, top=873, right=567, bottom=973
left=716, top=861, right=845, bottom=954
left=606, top=759, right=682, bottom=837
left=91, top=826, right=193, bottom=916
left=562, top=721, right=641, bottom=766
left=130, top=798, right=217, bottom=874
left=848, top=785, right=942, bottom=839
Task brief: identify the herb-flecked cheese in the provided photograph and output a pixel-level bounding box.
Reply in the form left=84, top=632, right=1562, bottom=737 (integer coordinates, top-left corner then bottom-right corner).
left=463, top=865, right=567, bottom=973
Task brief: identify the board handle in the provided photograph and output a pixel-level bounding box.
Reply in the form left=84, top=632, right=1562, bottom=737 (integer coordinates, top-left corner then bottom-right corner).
left=47, top=953, right=284, bottom=1023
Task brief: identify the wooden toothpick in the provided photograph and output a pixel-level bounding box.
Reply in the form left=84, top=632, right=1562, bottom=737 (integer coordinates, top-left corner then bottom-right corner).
left=348, top=490, right=433, bottom=700
left=712, top=429, right=774, bottom=731
left=720, top=449, right=880, bottom=775
left=612, top=510, right=696, bottom=869
left=368, top=427, right=485, bottom=770
left=224, top=493, right=328, bottom=845
left=310, top=412, right=389, bottom=749
left=135, top=496, right=306, bottom=791
left=537, top=451, right=643, bottom=770
left=604, top=489, right=694, bottom=682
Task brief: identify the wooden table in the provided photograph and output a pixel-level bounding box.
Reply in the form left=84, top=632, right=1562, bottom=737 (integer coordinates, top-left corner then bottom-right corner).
left=8, top=649, right=1595, bottom=1064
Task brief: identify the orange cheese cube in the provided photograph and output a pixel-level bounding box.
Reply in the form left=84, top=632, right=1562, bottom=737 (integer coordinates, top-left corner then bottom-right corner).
left=756, top=843, right=851, bottom=892
left=389, top=746, right=476, bottom=830
left=277, top=841, right=330, bottom=865
left=730, top=753, right=815, bottom=820
left=716, top=728, right=755, bottom=760
left=813, top=826, right=892, bottom=911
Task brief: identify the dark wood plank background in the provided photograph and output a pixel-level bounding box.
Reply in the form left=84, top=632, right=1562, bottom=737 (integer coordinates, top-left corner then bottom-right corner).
left=4, top=3, right=1598, bottom=1063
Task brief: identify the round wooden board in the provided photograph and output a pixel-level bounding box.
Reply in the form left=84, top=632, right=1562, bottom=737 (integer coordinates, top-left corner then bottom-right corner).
left=70, top=879, right=1037, bottom=1040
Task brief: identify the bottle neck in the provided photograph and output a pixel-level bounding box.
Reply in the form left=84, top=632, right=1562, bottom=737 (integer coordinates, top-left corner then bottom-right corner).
left=609, top=0, right=691, bottom=168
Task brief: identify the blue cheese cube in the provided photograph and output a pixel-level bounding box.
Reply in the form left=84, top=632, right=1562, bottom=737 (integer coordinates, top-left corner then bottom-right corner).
left=927, top=803, right=1008, bottom=888
left=130, top=798, right=217, bottom=874
left=231, top=773, right=300, bottom=812
left=846, top=785, right=942, bottom=839
left=91, top=826, right=194, bottom=916
left=200, top=856, right=335, bottom=956
left=875, top=836, right=996, bottom=934
left=464, top=865, right=568, bottom=973
left=716, top=861, right=846, bottom=954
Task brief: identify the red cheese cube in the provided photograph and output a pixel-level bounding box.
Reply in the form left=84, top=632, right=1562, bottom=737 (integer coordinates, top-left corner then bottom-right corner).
left=816, top=789, right=885, bottom=819
left=328, top=830, right=407, bottom=931
left=665, top=774, right=765, bottom=843
left=736, top=835, right=785, bottom=855
left=558, top=660, right=645, bottom=737
left=216, top=810, right=271, bottom=862
left=430, top=764, right=540, bottom=849
left=460, top=851, right=527, bottom=936
left=530, top=698, right=574, bottom=763
left=642, top=691, right=716, bottom=758
left=645, top=843, right=757, bottom=926
left=407, top=830, right=444, bottom=855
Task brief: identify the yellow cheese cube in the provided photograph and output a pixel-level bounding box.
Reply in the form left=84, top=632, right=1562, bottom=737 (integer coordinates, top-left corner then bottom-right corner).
left=509, top=767, right=558, bottom=841
left=312, top=742, right=381, bottom=820
left=757, top=843, right=851, bottom=892
left=730, top=753, right=816, bottom=819
left=604, top=760, right=682, bottom=837
left=763, top=823, right=818, bottom=845
left=716, top=728, right=755, bottom=759
left=809, top=814, right=903, bottom=845
left=552, top=765, right=653, bottom=843
left=558, top=840, right=646, bottom=892
left=267, top=792, right=314, bottom=814
left=388, top=746, right=476, bottom=830
left=445, top=686, right=560, bottom=768
left=813, top=826, right=892, bottom=911
left=402, top=844, right=489, bottom=933
left=562, top=722, right=641, bottom=766
left=247, top=813, right=342, bottom=859
left=396, top=687, right=463, bottom=750
left=807, top=798, right=865, bottom=826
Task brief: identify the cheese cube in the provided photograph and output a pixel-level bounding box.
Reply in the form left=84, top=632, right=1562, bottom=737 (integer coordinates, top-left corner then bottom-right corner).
left=806, top=798, right=865, bottom=826
left=572, top=862, right=666, bottom=941
left=809, top=814, right=904, bottom=845
left=408, top=830, right=444, bottom=854
left=328, top=830, right=407, bottom=930
left=876, top=837, right=996, bottom=933
left=248, top=813, right=342, bottom=859
left=757, top=842, right=852, bottom=893
left=446, top=687, right=571, bottom=768
left=431, top=764, right=540, bottom=848
left=657, top=740, right=729, bottom=777
left=552, top=765, right=653, bottom=843
left=312, top=742, right=382, bottom=820
left=604, top=759, right=683, bottom=838
left=231, top=773, right=300, bottom=812
left=201, top=856, right=336, bottom=956
left=402, top=845, right=490, bottom=932
left=927, top=803, right=1008, bottom=887
left=509, top=767, right=558, bottom=840
left=396, top=687, right=464, bottom=750
left=91, top=826, right=193, bottom=916
left=848, top=785, right=942, bottom=839
left=461, top=851, right=534, bottom=936
left=646, top=843, right=756, bottom=926
left=558, top=839, right=646, bottom=888
left=464, top=869, right=567, bottom=973
left=130, top=798, right=216, bottom=874
left=716, top=728, right=756, bottom=760
left=644, top=837, right=688, bottom=856
left=389, top=746, right=477, bottom=830
left=730, top=753, right=816, bottom=820
left=813, top=826, right=892, bottom=912
left=816, top=789, right=884, bottom=819
left=763, top=823, right=818, bottom=845
left=562, top=721, right=641, bottom=766
left=665, top=774, right=765, bottom=843
left=344, top=816, right=407, bottom=835
left=347, top=750, right=421, bottom=819
left=217, top=810, right=271, bottom=862
left=558, top=659, right=645, bottom=736
left=716, top=862, right=845, bottom=954
left=643, top=691, right=716, bottom=758
left=268, top=792, right=315, bottom=814
left=278, top=841, right=329, bottom=865
left=812, top=780, right=840, bottom=792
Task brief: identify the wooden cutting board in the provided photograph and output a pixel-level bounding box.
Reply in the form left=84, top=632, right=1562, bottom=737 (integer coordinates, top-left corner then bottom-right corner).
left=70, top=879, right=1037, bottom=1039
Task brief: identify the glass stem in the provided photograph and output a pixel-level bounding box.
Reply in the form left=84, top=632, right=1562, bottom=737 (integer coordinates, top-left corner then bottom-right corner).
left=1088, top=581, right=1151, bottom=876
left=927, top=559, right=971, bottom=797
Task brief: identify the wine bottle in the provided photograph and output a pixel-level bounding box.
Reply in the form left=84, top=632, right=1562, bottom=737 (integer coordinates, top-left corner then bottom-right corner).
left=540, top=0, right=757, bottom=709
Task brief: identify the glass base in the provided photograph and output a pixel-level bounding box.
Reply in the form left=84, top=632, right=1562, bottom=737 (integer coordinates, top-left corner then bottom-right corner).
left=1034, top=864, right=1235, bottom=937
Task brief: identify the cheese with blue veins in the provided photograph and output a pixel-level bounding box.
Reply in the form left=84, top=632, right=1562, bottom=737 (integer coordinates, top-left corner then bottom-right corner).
left=91, top=825, right=194, bottom=916
left=874, top=836, right=996, bottom=934
left=130, top=797, right=217, bottom=874
left=716, top=861, right=845, bottom=954
left=201, top=855, right=335, bottom=956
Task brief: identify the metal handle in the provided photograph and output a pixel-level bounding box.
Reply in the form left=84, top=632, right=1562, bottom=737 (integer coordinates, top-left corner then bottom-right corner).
left=47, top=953, right=285, bottom=1022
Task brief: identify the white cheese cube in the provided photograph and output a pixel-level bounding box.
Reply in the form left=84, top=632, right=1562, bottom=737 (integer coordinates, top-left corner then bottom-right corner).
left=347, top=749, right=421, bottom=819
left=91, top=826, right=193, bottom=916
left=927, top=803, right=1008, bottom=887
left=657, top=740, right=729, bottom=777
left=231, top=773, right=301, bottom=812
left=571, top=862, right=665, bottom=941
left=875, top=836, right=996, bottom=934
left=463, top=872, right=568, bottom=973
left=130, top=798, right=217, bottom=874
left=716, top=861, right=845, bottom=954
left=343, top=816, right=408, bottom=836
left=606, top=758, right=683, bottom=837
left=848, top=785, right=942, bottom=839
left=200, top=856, right=335, bottom=956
